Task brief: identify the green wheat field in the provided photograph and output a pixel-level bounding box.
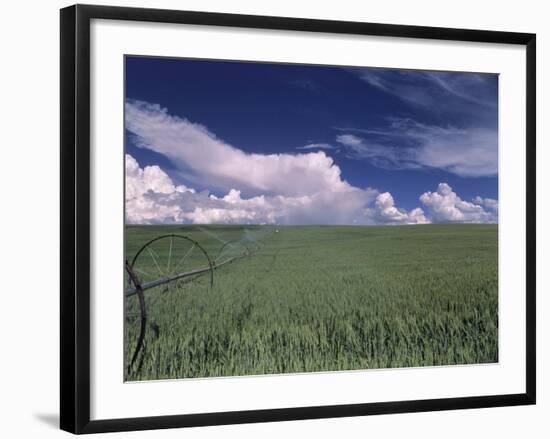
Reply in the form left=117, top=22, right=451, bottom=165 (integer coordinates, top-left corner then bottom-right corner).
left=124, top=224, right=498, bottom=381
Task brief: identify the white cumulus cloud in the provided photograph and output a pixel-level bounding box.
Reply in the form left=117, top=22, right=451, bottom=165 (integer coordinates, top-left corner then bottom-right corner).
left=473, top=196, right=499, bottom=214
left=126, top=100, right=350, bottom=197
left=125, top=153, right=433, bottom=225
left=125, top=154, right=380, bottom=225
left=125, top=100, right=415, bottom=225
left=419, top=183, right=498, bottom=223
left=125, top=101, right=497, bottom=225
left=365, top=192, right=429, bottom=225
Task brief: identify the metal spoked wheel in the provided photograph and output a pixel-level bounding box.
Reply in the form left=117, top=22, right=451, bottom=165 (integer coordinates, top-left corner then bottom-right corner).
left=130, top=234, right=213, bottom=288
left=124, top=234, right=214, bottom=379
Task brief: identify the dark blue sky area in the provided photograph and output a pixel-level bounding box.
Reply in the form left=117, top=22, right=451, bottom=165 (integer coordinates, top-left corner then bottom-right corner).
left=125, top=56, right=498, bottom=210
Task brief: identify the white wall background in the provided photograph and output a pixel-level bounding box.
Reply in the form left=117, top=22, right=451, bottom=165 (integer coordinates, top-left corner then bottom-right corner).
left=0, top=0, right=546, bottom=437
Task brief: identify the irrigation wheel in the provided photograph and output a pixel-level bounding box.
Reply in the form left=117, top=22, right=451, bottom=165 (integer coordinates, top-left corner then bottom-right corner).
left=215, top=239, right=252, bottom=262
left=124, top=234, right=214, bottom=379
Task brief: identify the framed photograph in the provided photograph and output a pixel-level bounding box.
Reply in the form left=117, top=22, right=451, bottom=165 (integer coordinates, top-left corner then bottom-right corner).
left=60, top=4, right=536, bottom=434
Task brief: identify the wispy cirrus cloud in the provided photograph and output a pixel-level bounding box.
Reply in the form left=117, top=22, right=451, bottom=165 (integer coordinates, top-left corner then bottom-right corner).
left=424, top=72, right=497, bottom=108
left=335, top=118, right=497, bottom=178
left=337, top=68, right=498, bottom=178
left=354, top=68, right=497, bottom=110
left=335, top=133, right=420, bottom=171
left=296, top=142, right=335, bottom=151
left=289, top=79, right=321, bottom=93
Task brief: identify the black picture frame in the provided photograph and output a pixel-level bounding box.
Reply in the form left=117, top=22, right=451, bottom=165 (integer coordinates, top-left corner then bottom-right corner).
left=60, top=4, right=536, bottom=434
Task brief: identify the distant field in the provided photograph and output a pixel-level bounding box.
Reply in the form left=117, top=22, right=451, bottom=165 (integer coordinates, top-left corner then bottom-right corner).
left=124, top=224, right=498, bottom=381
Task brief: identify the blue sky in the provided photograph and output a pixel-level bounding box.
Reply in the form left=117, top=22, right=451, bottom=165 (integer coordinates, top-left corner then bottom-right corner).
left=125, top=56, right=498, bottom=225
